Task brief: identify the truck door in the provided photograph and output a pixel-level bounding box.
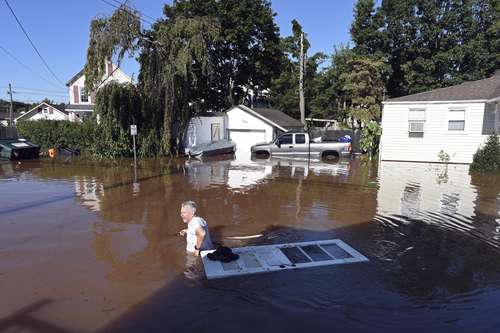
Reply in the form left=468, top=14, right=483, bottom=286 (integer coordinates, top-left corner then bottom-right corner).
left=271, top=133, right=293, bottom=155
left=293, top=133, right=308, bottom=156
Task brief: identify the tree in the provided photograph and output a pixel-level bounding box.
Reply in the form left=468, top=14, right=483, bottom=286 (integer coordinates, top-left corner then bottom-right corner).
left=269, top=20, right=325, bottom=119
left=470, top=134, right=500, bottom=173
left=350, top=0, right=384, bottom=57
left=340, top=55, right=384, bottom=127
left=163, top=0, right=283, bottom=108
left=84, top=3, right=220, bottom=155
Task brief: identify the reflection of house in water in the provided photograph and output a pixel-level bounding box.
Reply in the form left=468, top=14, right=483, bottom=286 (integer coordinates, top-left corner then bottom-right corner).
left=74, top=176, right=104, bottom=212
left=185, top=156, right=352, bottom=192
left=377, top=162, right=476, bottom=219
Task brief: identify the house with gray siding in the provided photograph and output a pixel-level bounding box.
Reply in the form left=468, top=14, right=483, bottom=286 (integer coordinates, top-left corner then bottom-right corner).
left=380, top=71, right=500, bottom=164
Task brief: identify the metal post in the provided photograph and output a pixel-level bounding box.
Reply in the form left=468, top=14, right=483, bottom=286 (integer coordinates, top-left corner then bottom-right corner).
left=133, top=134, right=137, bottom=181
left=8, top=83, right=14, bottom=126
left=299, top=33, right=305, bottom=126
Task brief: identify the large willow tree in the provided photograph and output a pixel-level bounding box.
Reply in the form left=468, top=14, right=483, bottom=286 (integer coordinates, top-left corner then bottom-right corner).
left=84, top=4, right=220, bottom=155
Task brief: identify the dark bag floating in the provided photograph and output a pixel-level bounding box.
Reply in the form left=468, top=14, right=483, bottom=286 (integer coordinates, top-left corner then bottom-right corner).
left=207, top=245, right=239, bottom=263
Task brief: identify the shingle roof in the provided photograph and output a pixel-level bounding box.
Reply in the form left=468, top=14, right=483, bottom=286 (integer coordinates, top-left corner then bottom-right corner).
left=233, top=105, right=303, bottom=130
left=65, top=104, right=95, bottom=111
left=16, top=102, right=67, bottom=121
left=66, top=69, right=84, bottom=86
left=385, top=71, right=500, bottom=103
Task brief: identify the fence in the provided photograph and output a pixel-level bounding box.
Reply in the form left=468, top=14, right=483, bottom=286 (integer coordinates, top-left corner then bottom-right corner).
left=309, top=128, right=361, bottom=153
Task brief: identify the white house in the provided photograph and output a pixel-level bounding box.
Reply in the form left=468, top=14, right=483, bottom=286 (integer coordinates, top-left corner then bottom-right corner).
left=15, top=102, right=68, bottom=122
left=226, top=105, right=303, bottom=155
left=64, top=62, right=132, bottom=120
left=380, top=71, right=500, bottom=164
left=184, top=112, right=228, bottom=150
left=184, top=105, right=303, bottom=159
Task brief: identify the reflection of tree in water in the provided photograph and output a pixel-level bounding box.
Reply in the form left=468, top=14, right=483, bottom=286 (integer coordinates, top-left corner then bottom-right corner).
left=470, top=173, right=500, bottom=235
left=372, top=214, right=500, bottom=298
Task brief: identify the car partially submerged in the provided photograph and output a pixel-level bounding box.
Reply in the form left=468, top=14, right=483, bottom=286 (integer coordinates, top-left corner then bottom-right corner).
left=0, top=126, right=40, bottom=160
left=251, top=132, right=351, bottom=159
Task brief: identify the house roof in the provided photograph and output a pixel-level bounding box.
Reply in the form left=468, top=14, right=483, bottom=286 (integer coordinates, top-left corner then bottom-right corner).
left=66, top=69, right=84, bottom=86
left=230, top=105, right=303, bottom=131
left=385, top=70, right=500, bottom=103
left=15, top=102, right=67, bottom=121
left=65, top=104, right=95, bottom=111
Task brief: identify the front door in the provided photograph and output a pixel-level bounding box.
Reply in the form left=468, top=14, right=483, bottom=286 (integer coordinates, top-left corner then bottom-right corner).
left=211, top=123, right=220, bottom=142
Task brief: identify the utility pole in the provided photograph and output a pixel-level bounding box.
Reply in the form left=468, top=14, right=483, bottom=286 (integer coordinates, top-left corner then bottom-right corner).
left=8, top=83, right=14, bottom=126
left=299, top=33, right=305, bottom=126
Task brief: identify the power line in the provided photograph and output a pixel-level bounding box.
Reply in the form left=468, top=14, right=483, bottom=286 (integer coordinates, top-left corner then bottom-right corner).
left=100, top=0, right=154, bottom=26
left=0, top=45, right=63, bottom=89
left=0, top=86, right=66, bottom=94
left=3, top=0, right=65, bottom=86
left=109, top=0, right=156, bottom=22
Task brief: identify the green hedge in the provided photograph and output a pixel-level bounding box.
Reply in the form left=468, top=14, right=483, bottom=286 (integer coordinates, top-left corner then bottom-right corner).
left=16, top=120, right=95, bottom=152
left=470, top=134, right=500, bottom=173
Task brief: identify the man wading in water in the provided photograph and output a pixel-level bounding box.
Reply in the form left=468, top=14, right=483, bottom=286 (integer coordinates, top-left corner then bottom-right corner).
left=179, top=201, right=214, bottom=256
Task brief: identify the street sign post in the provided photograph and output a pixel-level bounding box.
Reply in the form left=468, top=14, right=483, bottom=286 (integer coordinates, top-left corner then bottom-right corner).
left=130, top=125, right=138, bottom=182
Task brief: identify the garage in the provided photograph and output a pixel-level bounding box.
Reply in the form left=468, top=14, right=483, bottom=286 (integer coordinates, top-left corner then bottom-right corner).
left=229, top=129, right=267, bottom=160
left=226, top=105, right=303, bottom=161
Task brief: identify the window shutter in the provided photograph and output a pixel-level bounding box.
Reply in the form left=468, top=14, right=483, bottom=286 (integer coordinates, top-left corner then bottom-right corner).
left=73, top=86, right=79, bottom=104
left=107, top=63, right=113, bottom=76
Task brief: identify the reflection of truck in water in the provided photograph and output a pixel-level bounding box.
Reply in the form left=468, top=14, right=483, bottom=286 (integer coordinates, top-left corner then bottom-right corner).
left=250, top=132, right=351, bottom=159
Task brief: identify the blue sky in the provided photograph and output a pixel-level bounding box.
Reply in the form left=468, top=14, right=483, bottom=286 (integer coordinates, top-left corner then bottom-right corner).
left=0, top=0, right=357, bottom=104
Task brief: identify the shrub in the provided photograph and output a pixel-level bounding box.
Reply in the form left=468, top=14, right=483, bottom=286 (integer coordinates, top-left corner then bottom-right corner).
left=470, top=134, right=500, bottom=172
left=16, top=120, right=95, bottom=152
left=360, top=121, right=382, bottom=154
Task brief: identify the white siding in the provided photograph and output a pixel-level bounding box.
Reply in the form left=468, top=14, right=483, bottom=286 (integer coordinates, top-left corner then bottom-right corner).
left=68, top=64, right=132, bottom=104
left=226, top=107, right=274, bottom=142
left=380, top=102, right=488, bottom=163
left=29, top=110, right=67, bottom=121
left=184, top=116, right=227, bottom=148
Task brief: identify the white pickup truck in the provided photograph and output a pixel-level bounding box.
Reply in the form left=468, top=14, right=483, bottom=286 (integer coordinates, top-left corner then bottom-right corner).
left=250, top=132, right=352, bottom=159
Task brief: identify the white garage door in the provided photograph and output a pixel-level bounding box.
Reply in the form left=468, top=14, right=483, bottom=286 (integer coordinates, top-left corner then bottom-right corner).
left=229, top=130, right=267, bottom=161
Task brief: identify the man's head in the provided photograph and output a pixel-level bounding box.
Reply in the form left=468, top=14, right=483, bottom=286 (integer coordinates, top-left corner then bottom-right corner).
left=180, top=201, right=197, bottom=223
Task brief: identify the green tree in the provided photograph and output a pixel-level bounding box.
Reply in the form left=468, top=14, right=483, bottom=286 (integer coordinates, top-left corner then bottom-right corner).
left=470, top=134, right=500, bottom=173
left=269, top=20, right=325, bottom=119
left=163, top=0, right=283, bottom=108
left=350, top=0, right=384, bottom=57
left=340, top=55, right=385, bottom=128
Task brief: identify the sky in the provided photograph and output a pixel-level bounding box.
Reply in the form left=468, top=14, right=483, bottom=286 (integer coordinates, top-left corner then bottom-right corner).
left=0, top=0, right=357, bottom=104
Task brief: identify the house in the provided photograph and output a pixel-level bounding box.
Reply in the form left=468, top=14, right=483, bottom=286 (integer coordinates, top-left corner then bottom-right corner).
left=380, top=71, right=500, bottom=164
left=226, top=105, right=303, bottom=153
left=15, top=102, right=68, bottom=122
left=64, top=62, right=132, bottom=120
left=184, top=112, right=228, bottom=150
left=184, top=105, right=303, bottom=158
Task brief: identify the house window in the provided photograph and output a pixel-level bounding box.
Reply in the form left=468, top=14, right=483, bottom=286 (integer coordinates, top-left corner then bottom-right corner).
left=80, top=87, right=89, bottom=102
left=408, top=109, right=425, bottom=138
left=448, top=109, right=465, bottom=131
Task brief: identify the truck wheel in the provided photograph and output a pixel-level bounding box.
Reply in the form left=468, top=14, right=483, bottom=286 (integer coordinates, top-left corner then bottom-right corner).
left=322, top=151, right=339, bottom=161
left=254, top=151, right=270, bottom=158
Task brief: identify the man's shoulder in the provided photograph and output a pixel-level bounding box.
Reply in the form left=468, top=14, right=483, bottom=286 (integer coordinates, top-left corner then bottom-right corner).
left=189, top=216, right=207, bottom=227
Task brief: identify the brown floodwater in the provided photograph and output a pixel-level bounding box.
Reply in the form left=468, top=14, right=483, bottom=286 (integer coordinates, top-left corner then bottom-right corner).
left=1, top=155, right=500, bottom=333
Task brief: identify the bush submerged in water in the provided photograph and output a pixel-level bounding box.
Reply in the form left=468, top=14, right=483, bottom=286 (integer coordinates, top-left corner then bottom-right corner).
left=470, top=134, right=500, bottom=172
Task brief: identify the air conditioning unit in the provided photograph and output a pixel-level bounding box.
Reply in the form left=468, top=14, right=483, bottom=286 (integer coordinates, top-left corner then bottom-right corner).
left=408, top=121, right=424, bottom=133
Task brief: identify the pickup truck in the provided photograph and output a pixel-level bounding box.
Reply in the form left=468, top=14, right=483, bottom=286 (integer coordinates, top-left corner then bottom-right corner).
left=250, top=132, right=352, bottom=159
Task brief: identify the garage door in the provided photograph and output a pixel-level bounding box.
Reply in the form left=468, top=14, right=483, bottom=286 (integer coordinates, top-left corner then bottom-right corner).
left=229, top=129, right=267, bottom=161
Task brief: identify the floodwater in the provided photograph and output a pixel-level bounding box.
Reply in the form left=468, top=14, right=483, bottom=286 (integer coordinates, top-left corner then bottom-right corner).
left=1, top=155, right=500, bottom=333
